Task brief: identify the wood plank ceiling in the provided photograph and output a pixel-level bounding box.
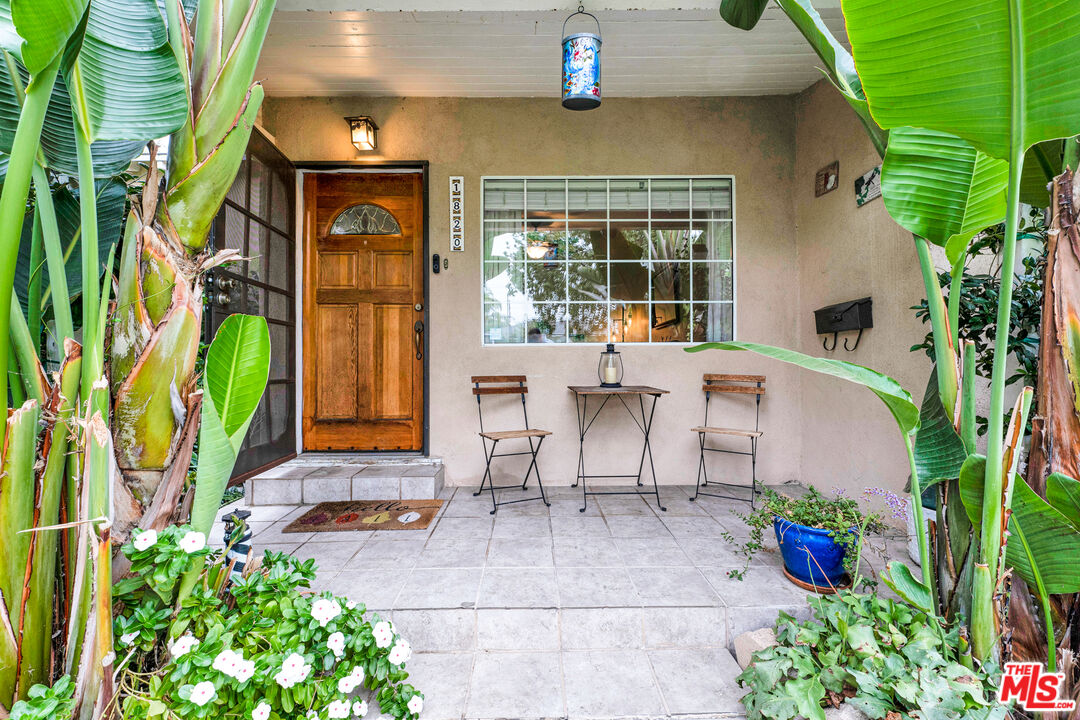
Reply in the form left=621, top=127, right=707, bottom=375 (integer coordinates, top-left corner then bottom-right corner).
left=257, top=6, right=850, bottom=97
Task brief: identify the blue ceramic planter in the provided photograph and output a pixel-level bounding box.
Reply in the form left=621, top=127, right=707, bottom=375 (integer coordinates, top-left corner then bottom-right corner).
left=773, top=516, right=849, bottom=588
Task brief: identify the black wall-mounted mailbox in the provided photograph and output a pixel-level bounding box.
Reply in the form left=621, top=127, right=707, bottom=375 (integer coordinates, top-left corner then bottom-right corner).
left=814, top=297, right=872, bottom=351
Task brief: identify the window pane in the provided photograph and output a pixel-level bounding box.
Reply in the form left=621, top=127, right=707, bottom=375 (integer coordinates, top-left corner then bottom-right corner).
left=651, top=261, right=689, bottom=302
left=485, top=302, right=527, bottom=344
left=525, top=222, right=566, bottom=260
left=693, top=262, right=734, bottom=302
left=268, top=291, right=291, bottom=322
left=690, top=221, right=733, bottom=261
left=268, top=229, right=290, bottom=289
left=609, top=179, right=649, bottom=219
left=270, top=172, right=289, bottom=231
left=692, top=178, right=732, bottom=219
left=226, top=155, right=248, bottom=207
left=484, top=261, right=524, bottom=304
left=526, top=179, right=566, bottom=218
left=250, top=156, right=270, bottom=220
left=569, top=262, right=607, bottom=301
left=610, top=262, right=649, bottom=302
left=485, top=179, right=524, bottom=219
left=611, top=302, right=649, bottom=342
left=526, top=262, right=568, bottom=303
left=693, top=303, right=733, bottom=342
left=609, top=221, right=649, bottom=261
left=568, top=179, right=607, bottom=218
left=651, top=303, right=690, bottom=342
left=485, top=222, right=526, bottom=261
left=567, top=221, right=606, bottom=259
left=650, top=179, right=690, bottom=220
left=569, top=304, right=609, bottom=343
left=530, top=304, right=568, bottom=343
left=651, top=222, right=697, bottom=261
left=248, top=222, right=269, bottom=285
left=269, top=323, right=290, bottom=381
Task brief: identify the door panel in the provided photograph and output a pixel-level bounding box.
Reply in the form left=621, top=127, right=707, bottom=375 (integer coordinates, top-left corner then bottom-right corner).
left=303, top=172, right=425, bottom=451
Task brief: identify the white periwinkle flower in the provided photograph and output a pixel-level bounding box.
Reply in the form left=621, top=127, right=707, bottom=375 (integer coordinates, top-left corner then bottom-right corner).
left=274, top=669, right=297, bottom=690
left=132, top=529, right=157, bottom=551
left=252, top=702, right=271, bottom=720
left=345, top=601, right=356, bottom=610
left=169, top=634, right=199, bottom=658
left=372, top=621, right=393, bottom=649
left=327, top=700, right=351, bottom=719
left=388, top=640, right=411, bottom=666
left=327, top=631, right=345, bottom=658
left=213, top=649, right=240, bottom=676
left=311, top=598, right=343, bottom=627
left=178, top=530, right=207, bottom=553
left=407, top=695, right=423, bottom=715
left=119, top=631, right=138, bottom=645
left=234, top=658, right=256, bottom=682
left=352, top=700, right=368, bottom=717
left=189, top=681, right=216, bottom=707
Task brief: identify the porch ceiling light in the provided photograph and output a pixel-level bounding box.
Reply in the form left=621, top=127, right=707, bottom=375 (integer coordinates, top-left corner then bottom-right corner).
left=346, top=116, right=378, bottom=151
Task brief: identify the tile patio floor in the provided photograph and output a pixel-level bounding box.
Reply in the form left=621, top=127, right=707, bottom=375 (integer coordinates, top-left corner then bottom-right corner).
left=216, top=484, right=906, bottom=720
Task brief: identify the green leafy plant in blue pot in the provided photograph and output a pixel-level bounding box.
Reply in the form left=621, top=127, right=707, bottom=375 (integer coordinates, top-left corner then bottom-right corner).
left=724, top=487, right=903, bottom=592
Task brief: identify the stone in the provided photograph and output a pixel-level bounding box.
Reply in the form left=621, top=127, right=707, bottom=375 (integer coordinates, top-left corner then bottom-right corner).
left=733, top=627, right=777, bottom=668
left=825, top=704, right=871, bottom=720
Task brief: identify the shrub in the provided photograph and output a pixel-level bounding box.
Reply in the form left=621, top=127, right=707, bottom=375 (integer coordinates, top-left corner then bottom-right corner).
left=112, top=525, right=423, bottom=720
left=737, top=592, right=1006, bottom=720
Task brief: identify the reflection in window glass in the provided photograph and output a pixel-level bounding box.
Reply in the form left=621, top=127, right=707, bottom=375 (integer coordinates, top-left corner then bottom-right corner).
left=483, top=177, right=734, bottom=343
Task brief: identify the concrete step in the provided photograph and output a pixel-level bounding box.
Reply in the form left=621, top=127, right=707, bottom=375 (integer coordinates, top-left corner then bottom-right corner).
left=246, top=457, right=445, bottom=505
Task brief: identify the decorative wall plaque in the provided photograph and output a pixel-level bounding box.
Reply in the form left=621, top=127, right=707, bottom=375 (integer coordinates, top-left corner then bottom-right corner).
left=449, top=176, right=464, bottom=252
left=815, top=161, right=839, bottom=197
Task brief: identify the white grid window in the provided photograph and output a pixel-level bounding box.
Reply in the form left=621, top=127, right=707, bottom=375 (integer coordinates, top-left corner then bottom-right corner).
left=482, top=177, right=735, bottom=344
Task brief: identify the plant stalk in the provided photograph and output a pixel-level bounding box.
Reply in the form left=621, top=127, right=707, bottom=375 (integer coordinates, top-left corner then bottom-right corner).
left=27, top=209, right=44, bottom=347
left=948, top=256, right=964, bottom=354
left=0, top=56, right=60, bottom=428
left=904, top=432, right=936, bottom=601
left=915, top=237, right=958, bottom=416
left=74, top=123, right=104, bottom=409
left=32, top=162, right=75, bottom=344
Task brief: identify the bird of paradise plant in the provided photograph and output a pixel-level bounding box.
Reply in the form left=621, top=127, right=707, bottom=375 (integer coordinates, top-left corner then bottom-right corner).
left=0, top=0, right=275, bottom=716
left=712, top=0, right=1080, bottom=673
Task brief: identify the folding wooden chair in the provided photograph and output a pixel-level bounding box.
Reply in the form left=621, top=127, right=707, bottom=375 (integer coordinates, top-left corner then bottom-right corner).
left=472, top=376, right=552, bottom=514
left=690, top=374, right=765, bottom=507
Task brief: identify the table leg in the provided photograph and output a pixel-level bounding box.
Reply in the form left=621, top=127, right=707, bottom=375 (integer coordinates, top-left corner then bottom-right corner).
left=641, top=394, right=666, bottom=511
left=576, top=394, right=589, bottom=512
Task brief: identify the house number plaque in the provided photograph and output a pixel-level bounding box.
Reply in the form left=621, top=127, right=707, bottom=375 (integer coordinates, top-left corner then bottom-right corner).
left=449, top=176, right=464, bottom=252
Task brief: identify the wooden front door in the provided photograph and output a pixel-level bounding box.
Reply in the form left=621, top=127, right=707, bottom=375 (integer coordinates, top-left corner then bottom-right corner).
left=303, top=172, right=425, bottom=450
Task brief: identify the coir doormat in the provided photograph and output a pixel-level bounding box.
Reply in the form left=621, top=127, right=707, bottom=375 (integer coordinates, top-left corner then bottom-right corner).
left=283, top=500, right=444, bottom=533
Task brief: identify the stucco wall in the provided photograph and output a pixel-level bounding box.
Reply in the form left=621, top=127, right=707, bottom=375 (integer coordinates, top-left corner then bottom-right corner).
left=261, top=91, right=925, bottom=497
left=793, top=80, right=928, bottom=498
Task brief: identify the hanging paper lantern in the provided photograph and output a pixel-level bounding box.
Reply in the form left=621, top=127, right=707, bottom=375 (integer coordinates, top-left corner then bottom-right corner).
left=561, top=6, right=602, bottom=111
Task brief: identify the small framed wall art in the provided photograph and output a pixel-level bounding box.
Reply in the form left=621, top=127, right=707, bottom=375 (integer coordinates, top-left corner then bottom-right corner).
left=815, top=161, right=839, bottom=197
left=855, top=165, right=882, bottom=207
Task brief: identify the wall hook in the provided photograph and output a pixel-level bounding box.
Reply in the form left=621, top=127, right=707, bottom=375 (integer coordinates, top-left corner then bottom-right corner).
left=823, top=331, right=838, bottom=351
left=843, top=328, right=864, bottom=352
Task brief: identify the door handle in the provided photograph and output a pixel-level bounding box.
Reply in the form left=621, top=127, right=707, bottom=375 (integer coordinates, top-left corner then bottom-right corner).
left=413, top=320, right=424, bottom=360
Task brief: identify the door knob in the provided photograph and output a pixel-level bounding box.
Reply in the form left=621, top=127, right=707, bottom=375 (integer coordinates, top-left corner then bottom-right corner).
left=415, top=303, right=423, bottom=311
left=215, top=291, right=232, bottom=307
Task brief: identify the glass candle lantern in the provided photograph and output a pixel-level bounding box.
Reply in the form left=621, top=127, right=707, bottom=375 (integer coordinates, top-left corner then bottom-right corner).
left=598, top=343, right=623, bottom=387
left=561, top=7, right=602, bottom=111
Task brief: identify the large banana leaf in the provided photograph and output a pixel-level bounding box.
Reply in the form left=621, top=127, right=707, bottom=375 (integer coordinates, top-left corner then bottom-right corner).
left=960, top=456, right=1080, bottom=595
left=1045, top=473, right=1080, bottom=530
left=189, top=313, right=270, bottom=536
left=913, top=366, right=969, bottom=489
left=0, top=49, right=147, bottom=176
left=13, top=178, right=125, bottom=316
left=841, top=0, right=1080, bottom=158
left=687, top=340, right=919, bottom=434
left=718, top=0, right=768, bottom=30
left=9, top=0, right=86, bottom=74
left=881, top=127, right=1009, bottom=265
left=179, top=314, right=269, bottom=601
left=62, top=0, right=187, bottom=143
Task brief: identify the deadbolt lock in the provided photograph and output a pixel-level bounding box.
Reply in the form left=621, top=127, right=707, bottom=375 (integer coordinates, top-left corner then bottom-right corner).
left=414, top=303, right=423, bottom=311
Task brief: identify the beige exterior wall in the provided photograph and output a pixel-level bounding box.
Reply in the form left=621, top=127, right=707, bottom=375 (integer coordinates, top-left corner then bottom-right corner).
left=793, top=80, right=928, bottom=497
left=261, top=89, right=926, bottom=497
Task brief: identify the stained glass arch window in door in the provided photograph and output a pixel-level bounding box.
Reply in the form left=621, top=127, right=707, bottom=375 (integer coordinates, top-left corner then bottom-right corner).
left=330, top=203, right=402, bottom=235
